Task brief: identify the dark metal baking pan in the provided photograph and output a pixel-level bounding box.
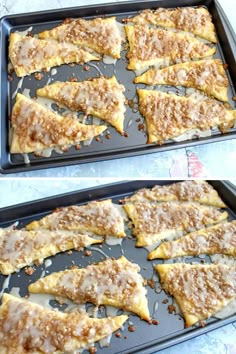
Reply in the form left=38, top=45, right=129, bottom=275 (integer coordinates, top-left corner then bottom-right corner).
left=0, top=180, right=236, bottom=353
left=1, top=0, right=236, bottom=174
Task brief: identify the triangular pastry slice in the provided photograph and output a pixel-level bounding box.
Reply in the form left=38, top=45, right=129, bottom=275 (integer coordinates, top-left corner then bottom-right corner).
left=149, top=220, right=236, bottom=260
left=125, top=25, right=216, bottom=71
left=124, top=202, right=228, bottom=247
left=10, top=94, right=107, bottom=154
left=37, top=76, right=126, bottom=133
left=9, top=33, right=99, bottom=77
left=135, top=59, right=229, bottom=102
left=125, top=180, right=226, bottom=208
left=26, top=199, right=126, bottom=238
left=0, top=293, right=128, bottom=353
left=126, top=7, right=217, bottom=43
left=155, top=263, right=236, bottom=326
left=28, top=256, right=150, bottom=321
left=0, top=228, right=102, bottom=275
left=39, top=16, right=124, bottom=58
left=138, top=90, right=236, bottom=144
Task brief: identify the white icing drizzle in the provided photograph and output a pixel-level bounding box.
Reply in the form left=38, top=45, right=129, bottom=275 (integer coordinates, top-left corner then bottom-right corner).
left=173, top=128, right=212, bottom=142
left=51, top=68, right=57, bottom=76
left=152, top=300, right=159, bottom=316
left=105, top=237, right=123, bottom=246
left=0, top=275, right=11, bottom=297
left=99, top=333, right=112, bottom=348
left=88, top=62, right=104, bottom=76
left=87, top=246, right=109, bottom=259
left=16, top=26, right=33, bottom=37
left=12, top=77, right=24, bottom=99
left=102, top=55, right=117, bottom=65
left=22, top=153, right=30, bottom=164
left=40, top=259, right=53, bottom=278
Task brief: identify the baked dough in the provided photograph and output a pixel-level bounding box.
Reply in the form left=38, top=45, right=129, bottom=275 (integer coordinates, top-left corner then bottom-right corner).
left=125, top=25, right=216, bottom=71
left=10, top=94, right=107, bottom=154
left=155, top=263, right=236, bottom=326
left=124, top=202, right=228, bottom=247
left=135, top=59, right=228, bottom=102
left=28, top=256, right=150, bottom=321
left=9, top=33, right=99, bottom=77
left=149, top=220, right=236, bottom=260
left=39, top=16, right=124, bottom=58
left=26, top=199, right=126, bottom=238
left=37, top=76, right=126, bottom=133
left=138, top=90, right=236, bottom=144
left=0, top=228, right=102, bottom=275
left=125, top=180, right=226, bottom=208
left=127, top=7, right=217, bottom=43
left=0, top=293, right=128, bottom=353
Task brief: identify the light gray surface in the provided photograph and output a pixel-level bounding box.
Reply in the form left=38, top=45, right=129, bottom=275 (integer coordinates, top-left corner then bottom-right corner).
left=0, top=179, right=236, bottom=354
left=0, top=0, right=236, bottom=177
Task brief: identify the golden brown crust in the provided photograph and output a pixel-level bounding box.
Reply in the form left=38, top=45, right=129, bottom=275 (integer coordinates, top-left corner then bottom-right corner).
left=0, top=228, right=102, bottom=275
left=149, top=220, right=236, bottom=260
left=155, top=263, right=236, bottom=326
left=9, top=33, right=99, bottom=77
left=10, top=94, right=107, bottom=154
left=125, top=180, right=226, bottom=208
left=124, top=202, right=228, bottom=247
left=37, top=76, right=126, bottom=133
left=28, top=256, right=150, bottom=321
left=0, top=293, right=128, bottom=353
left=127, top=7, right=217, bottom=43
left=138, top=90, right=236, bottom=144
left=39, top=16, right=124, bottom=58
left=26, top=199, right=126, bottom=238
left=125, top=25, right=216, bottom=71
left=135, top=59, right=228, bottom=102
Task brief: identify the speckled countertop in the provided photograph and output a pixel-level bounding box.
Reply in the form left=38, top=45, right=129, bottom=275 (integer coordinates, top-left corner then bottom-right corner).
left=0, top=0, right=236, bottom=177
left=0, top=179, right=236, bottom=353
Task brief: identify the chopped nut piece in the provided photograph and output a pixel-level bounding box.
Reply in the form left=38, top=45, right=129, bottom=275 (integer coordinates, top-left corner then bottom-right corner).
left=162, top=299, right=168, bottom=304
left=34, top=72, right=43, bottom=80
left=152, top=319, right=159, bottom=325
left=25, top=266, right=35, bottom=275
left=147, top=279, right=155, bottom=289
left=168, top=304, right=176, bottom=314
left=84, top=250, right=92, bottom=257
left=115, top=332, right=121, bottom=338
left=128, top=324, right=135, bottom=332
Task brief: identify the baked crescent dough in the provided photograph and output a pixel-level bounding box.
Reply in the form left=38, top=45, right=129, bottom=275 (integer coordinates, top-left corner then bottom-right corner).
left=155, top=263, right=236, bottom=327
left=125, top=180, right=226, bottom=208
left=9, top=33, right=99, bottom=77
left=148, top=220, right=236, bottom=260
left=26, top=199, right=126, bottom=238
left=0, top=228, right=102, bottom=275
left=135, top=59, right=229, bottom=102
left=39, top=16, right=124, bottom=58
left=138, top=90, right=236, bottom=144
left=10, top=94, right=107, bottom=154
left=28, top=256, right=150, bottom=321
left=123, top=202, right=228, bottom=247
left=37, top=76, right=126, bottom=133
left=127, top=7, right=217, bottom=43
left=125, top=25, right=216, bottom=71
left=0, top=293, right=128, bottom=353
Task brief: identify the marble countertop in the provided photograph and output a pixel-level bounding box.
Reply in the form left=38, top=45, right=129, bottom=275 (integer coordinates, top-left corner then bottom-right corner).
left=0, top=178, right=236, bottom=353
left=0, top=0, right=236, bottom=177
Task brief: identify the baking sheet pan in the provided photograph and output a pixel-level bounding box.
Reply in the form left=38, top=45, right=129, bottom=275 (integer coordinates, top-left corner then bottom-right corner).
left=0, top=0, right=236, bottom=174
left=0, top=180, right=236, bottom=353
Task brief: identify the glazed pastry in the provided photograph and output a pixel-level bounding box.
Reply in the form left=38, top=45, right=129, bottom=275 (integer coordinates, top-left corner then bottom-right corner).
left=39, top=16, right=124, bottom=58
left=9, top=33, right=99, bottom=77
left=37, top=76, right=126, bottom=133
left=134, top=59, right=228, bottom=102
left=0, top=293, right=128, bottom=353
left=126, top=7, right=217, bottom=43
left=26, top=199, right=126, bottom=238
left=125, top=25, right=216, bottom=71
left=155, top=263, right=236, bottom=326
left=0, top=228, right=102, bottom=275
left=124, top=201, right=228, bottom=247
left=124, top=180, right=226, bottom=208
left=28, top=256, right=150, bottom=321
left=10, top=94, right=106, bottom=154
left=138, top=90, right=236, bottom=144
